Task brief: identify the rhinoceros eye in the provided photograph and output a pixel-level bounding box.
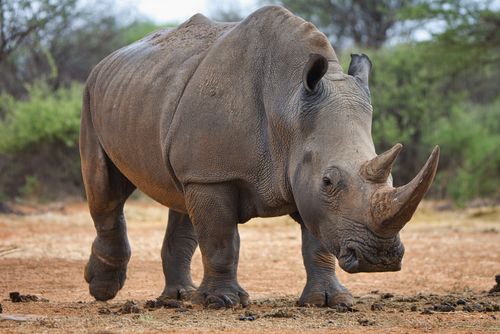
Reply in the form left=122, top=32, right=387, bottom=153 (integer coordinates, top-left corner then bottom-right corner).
left=323, top=176, right=332, bottom=186
left=323, top=169, right=341, bottom=191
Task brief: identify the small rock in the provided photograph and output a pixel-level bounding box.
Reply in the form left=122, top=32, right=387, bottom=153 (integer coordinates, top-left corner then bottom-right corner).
left=491, top=315, right=497, bottom=320
left=121, top=301, right=140, bottom=314
left=244, top=310, right=256, bottom=317
left=435, top=305, right=455, bottom=312
left=473, top=304, right=484, bottom=312
left=176, top=308, right=187, bottom=312
left=331, top=303, right=358, bottom=313
left=248, top=316, right=255, bottom=321
left=145, top=300, right=156, bottom=309
left=0, top=302, right=2, bottom=313
left=27, top=295, right=38, bottom=302
left=421, top=309, right=434, bottom=315
left=411, top=306, right=417, bottom=312
left=328, top=320, right=334, bottom=324
left=359, top=295, right=377, bottom=302
left=271, top=309, right=294, bottom=318
left=496, top=275, right=500, bottom=285
left=485, top=305, right=498, bottom=312
left=463, top=305, right=473, bottom=312
left=381, top=293, right=394, bottom=299
left=239, top=316, right=247, bottom=321
left=371, top=303, right=383, bottom=311
left=488, top=285, right=500, bottom=294
left=164, top=300, right=181, bottom=308
left=358, top=318, right=375, bottom=326
left=98, top=307, right=111, bottom=315
left=457, top=299, right=466, bottom=305
left=9, top=292, right=24, bottom=303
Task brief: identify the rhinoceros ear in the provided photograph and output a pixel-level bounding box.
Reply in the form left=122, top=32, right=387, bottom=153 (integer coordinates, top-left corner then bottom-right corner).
left=303, top=53, right=329, bottom=94
left=348, top=53, right=372, bottom=86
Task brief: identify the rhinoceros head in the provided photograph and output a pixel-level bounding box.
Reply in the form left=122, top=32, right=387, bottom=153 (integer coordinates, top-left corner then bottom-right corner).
left=291, top=53, right=439, bottom=273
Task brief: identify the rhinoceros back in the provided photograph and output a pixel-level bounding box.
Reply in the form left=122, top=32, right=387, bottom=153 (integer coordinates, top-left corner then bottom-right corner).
left=84, top=15, right=236, bottom=208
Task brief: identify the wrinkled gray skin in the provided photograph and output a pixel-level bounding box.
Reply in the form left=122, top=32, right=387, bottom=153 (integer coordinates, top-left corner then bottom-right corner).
left=80, top=6, right=439, bottom=307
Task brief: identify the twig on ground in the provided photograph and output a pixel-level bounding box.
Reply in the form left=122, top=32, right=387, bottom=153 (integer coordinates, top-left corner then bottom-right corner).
left=0, top=246, right=21, bottom=257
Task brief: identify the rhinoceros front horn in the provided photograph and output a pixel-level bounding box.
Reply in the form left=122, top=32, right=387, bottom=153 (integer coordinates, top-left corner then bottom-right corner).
left=371, top=146, right=440, bottom=237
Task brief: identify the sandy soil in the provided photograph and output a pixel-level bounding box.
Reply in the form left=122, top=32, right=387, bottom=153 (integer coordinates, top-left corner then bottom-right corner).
left=0, top=200, right=499, bottom=333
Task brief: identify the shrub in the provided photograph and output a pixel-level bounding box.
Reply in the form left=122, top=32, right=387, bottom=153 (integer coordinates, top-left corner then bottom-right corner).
left=0, top=79, right=83, bottom=153
left=0, top=79, right=84, bottom=200
left=429, top=101, right=500, bottom=203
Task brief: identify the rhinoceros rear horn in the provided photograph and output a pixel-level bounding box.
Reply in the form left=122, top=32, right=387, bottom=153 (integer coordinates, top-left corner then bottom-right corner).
left=371, top=146, right=440, bottom=237
left=347, top=53, right=372, bottom=85
left=364, top=143, right=402, bottom=183
left=303, top=53, right=328, bottom=93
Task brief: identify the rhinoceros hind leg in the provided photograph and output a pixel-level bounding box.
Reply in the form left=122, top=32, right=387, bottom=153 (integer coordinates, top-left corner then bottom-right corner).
left=80, top=105, right=136, bottom=301
left=161, top=210, right=198, bottom=300
left=292, top=214, right=353, bottom=307
left=184, top=183, right=250, bottom=307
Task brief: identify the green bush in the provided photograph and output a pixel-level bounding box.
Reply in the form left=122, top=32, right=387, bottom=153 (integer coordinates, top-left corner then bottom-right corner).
left=429, top=101, right=500, bottom=202
left=0, top=79, right=83, bottom=154
left=0, top=79, right=84, bottom=200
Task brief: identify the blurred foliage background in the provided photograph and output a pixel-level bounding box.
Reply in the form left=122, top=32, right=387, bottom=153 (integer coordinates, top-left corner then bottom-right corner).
left=0, top=0, right=498, bottom=205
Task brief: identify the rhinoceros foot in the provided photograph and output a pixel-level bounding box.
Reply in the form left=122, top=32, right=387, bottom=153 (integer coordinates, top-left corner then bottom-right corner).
left=161, top=285, right=197, bottom=301
left=299, top=281, right=353, bottom=307
left=84, top=252, right=128, bottom=301
left=191, top=285, right=250, bottom=308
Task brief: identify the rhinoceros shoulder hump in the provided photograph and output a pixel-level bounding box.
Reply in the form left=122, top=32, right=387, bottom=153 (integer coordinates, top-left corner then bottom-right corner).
left=145, top=13, right=235, bottom=51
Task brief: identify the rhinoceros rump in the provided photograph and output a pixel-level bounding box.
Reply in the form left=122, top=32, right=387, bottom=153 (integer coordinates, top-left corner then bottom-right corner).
left=80, top=6, right=439, bottom=307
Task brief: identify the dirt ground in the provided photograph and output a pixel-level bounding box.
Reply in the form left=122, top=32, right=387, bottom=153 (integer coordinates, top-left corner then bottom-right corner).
left=0, top=199, right=499, bottom=333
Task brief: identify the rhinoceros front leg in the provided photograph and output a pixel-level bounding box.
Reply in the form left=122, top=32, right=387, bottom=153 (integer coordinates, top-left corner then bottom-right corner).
left=291, top=213, right=353, bottom=307
left=161, top=209, right=198, bottom=300
left=184, top=183, right=249, bottom=307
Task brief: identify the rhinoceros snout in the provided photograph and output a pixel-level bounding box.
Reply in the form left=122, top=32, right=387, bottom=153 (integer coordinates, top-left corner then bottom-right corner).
left=338, top=246, right=403, bottom=273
